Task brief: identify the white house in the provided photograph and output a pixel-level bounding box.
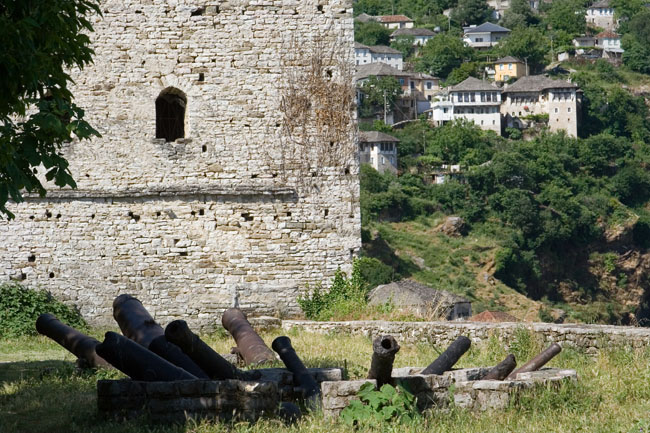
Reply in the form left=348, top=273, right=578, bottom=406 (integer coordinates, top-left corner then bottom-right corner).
left=596, top=30, right=623, bottom=59
left=390, top=27, right=437, bottom=46
left=430, top=77, right=502, bottom=134
left=377, top=15, right=414, bottom=29
left=586, top=0, right=616, bottom=29
left=354, top=42, right=404, bottom=70
left=359, top=131, right=399, bottom=174
left=501, top=75, right=581, bottom=137
left=463, top=23, right=511, bottom=49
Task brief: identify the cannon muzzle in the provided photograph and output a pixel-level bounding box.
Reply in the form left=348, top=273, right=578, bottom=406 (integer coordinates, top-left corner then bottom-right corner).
left=222, top=308, right=276, bottom=366
left=506, top=343, right=561, bottom=380
left=367, top=335, right=400, bottom=388
left=112, top=294, right=164, bottom=348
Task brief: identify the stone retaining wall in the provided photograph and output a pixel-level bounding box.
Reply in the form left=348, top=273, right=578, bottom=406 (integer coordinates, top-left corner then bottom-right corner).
left=282, top=320, right=650, bottom=353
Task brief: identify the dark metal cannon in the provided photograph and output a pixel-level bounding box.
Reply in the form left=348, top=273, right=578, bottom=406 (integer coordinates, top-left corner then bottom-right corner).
left=112, top=294, right=208, bottom=378
left=421, top=335, right=472, bottom=375
left=506, top=343, right=562, bottom=380
left=222, top=308, right=276, bottom=366
left=482, top=354, right=517, bottom=380
left=165, top=319, right=246, bottom=380
left=271, top=336, right=321, bottom=411
left=367, top=335, right=400, bottom=388
left=112, top=294, right=164, bottom=348
left=35, top=313, right=110, bottom=369
left=95, top=331, right=198, bottom=381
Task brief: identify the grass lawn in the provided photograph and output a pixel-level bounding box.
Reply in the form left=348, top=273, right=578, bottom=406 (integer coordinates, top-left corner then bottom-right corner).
left=1, top=327, right=649, bottom=433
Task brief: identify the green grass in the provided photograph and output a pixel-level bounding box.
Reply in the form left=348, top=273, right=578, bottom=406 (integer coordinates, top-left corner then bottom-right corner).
left=1, top=328, right=649, bottom=433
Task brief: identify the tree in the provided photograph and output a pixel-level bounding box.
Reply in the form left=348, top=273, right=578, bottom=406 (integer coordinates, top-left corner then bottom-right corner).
left=610, top=0, right=644, bottom=31
left=499, top=0, right=539, bottom=29
left=354, top=0, right=392, bottom=16
left=450, top=0, right=494, bottom=26
left=415, top=32, right=475, bottom=79
left=622, top=35, right=650, bottom=74
left=390, top=36, right=416, bottom=59
left=543, top=0, right=586, bottom=36
left=498, top=27, right=549, bottom=70
left=359, top=76, right=403, bottom=118
left=0, top=0, right=101, bottom=218
left=354, top=20, right=393, bottom=46
left=445, top=61, right=481, bottom=85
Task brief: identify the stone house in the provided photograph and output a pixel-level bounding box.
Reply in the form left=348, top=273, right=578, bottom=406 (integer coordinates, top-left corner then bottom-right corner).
left=595, top=30, right=623, bottom=59
left=430, top=77, right=502, bottom=134
left=354, top=43, right=403, bottom=70
left=0, top=0, right=361, bottom=327
left=390, top=27, right=437, bottom=46
left=377, top=14, right=414, bottom=29
left=463, top=23, right=511, bottom=49
left=494, top=56, right=526, bottom=82
left=501, top=75, right=581, bottom=137
left=586, top=0, right=616, bottom=29
left=358, top=131, right=399, bottom=174
left=487, top=0, right=511, bottom=19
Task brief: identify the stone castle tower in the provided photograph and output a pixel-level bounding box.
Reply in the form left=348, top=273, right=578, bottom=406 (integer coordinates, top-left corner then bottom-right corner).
left=0, top=0, right=360, bottom=328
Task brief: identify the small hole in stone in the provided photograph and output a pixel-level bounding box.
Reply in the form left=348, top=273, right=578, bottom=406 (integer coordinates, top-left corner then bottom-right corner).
left=191, top=7, right=205, bottom=16
left=324, top=209, right=329, bottom=217
left=286, top=212, right=292, bottom=217
left=28, top=255, right=36, bottom=263
left=143, top=252, right=147, bottom=256
left=198, top=72, right=204, bottom=81
left=56, top=213, right=61, bottom=219
left=173, top=239, right=180, bottom=246
left=91, top=214, right=95, bottom=219
left=20, top=273, right=27, bottom=281
left=199, top=209, right=204, bottom=216
left=202, top=145, right=207, bottom=152
left=251, top=174, right=258, bottom=178
left=179, top=251, right=188, bottom=257
left=128, top=211, right=134, bottom=217
left=275, top=122, right=281, bottom=128
left=191, top=211, right=196, bottom=216
left=156, top=211, right=161, bottom=217
left=135, top=9, right=142, bottom=13
left=329, top=141, right=335, bottom=147
left=241, top=212, right=254, bottom=221
left=46, top=210, right=52, bottom=218
left=85, top=173, right=90, bottom=177
left=344, top=167, right=350, bottom=175
left=49, top=272, right=55, bottom=278
left=311, top=172, right=317, bottom=177
left=29, top=215, right=35, bottom=220
left=274, top=215, right=278, bottom=220
left=272, top=173, right=278, bottom=178
left=317, top=5, right=323, bottom=12
left=326, top=69, right=332, bottom=78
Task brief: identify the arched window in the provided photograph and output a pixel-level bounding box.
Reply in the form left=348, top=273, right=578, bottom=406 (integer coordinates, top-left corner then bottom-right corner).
left=156, top=87, right=186, bottom=142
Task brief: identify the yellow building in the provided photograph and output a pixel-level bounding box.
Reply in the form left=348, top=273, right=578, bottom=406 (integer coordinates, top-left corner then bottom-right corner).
left=494, top=56, right=526, bottom=82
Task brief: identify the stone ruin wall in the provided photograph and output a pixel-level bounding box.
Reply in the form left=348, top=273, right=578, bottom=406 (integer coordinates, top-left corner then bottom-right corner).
left=0, top=0, right=360, bottom=328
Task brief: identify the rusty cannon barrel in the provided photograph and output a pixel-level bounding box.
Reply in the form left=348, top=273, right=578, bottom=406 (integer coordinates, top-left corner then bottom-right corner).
left=96, top=331, right=198, bottom=381
left=35, top=313, right=110, bottom=369
left=165, top=319, right=243, bottom=380
left=367, top=335, right=400, bottom=388
left=421, top=336, right=472, bottom=375
left=482, top=354, right=517, bottom=380
left=271, top=336, right=321, bottom=411
left=506, top=343, right=562, bottom=380
left=112, top=294, right=164, bottom=348
left=222, top=308, right=276, bottom=366
left=112, top=294, right=208, bottom=378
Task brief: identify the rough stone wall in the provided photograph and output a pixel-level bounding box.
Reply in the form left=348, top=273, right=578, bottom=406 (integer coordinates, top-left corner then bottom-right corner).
left=0, top=0, right=360, bottom=327
left=282, top=320, right=650, bottom=354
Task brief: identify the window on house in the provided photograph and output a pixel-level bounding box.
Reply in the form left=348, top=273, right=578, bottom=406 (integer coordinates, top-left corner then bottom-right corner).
left=428, top=95, right=432, bottom=101
left=508, top=63, right=512, bottom=69
left=399, top=78, right=405, bottom=85
left=500, top=64, right=504, bottom=70
left=410, top=81, right=415, bottom=89
left=568, top=107, right=571, bottom=113
left=156, top=87, right=186, bottom=142
left=470, top=93, right=475, bottom=102
left=554, top=108, right=559, bottom=113
left=476, top=37, right=483, bottom=42
left=426, top=82, right=432, bottom=89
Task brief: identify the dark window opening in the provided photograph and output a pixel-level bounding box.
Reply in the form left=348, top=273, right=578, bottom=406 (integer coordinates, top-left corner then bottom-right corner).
left=28, top=254, right=36, bottom=263
left=156, top=87, right=187, bottom=142
left=45, top=210, right=52, bottom=218
left=199, top=209, right=204, bottom=216
left=49, top=272, right=55, bottom=278
left=198, top=72, right=204, bottom=81
left=179, top=251, right=189, bottom=256
left=317, top=5, right=323, bottom=12
left=241, top=212, right=254, bottom=221
left=201, top=145, right=207, bottom=152
left=191, top=7, right=205, bottom=16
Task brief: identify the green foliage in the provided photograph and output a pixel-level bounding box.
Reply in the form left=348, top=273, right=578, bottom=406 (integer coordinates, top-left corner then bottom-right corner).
left=450, top=0, right=494, bottom=26
left=498, top=27, right=550, bottom=70
left=445, top=62, right=481, bottom=86
left=0, top=284, right=86, bottom=338
left=354, top=20, right=392, bottom=46
left=359, top=76, right=403, bottom=118
left=297, top=261, right=368, bottom=321
left=357, top=256, right=394, bottom=289
left=0, top=0, right=101, bottom=218
left=622, top=33, right=650, bottom=74
left=425, top=119, right=498, bottom=165
left=391, top=36, right=416, bottom=59
left=340, top=382, right=420, bottom=426
left=415, top=33, right=475, bottom=79
left=499, top=0, right=539, bottom=29
left=543, top=0, right=586, bottom=36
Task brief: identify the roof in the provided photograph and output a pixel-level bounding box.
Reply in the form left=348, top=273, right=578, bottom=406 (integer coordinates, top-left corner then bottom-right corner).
left=588, top=0, right=610, bottom=8
left=355, top=63, right=409, bottom=80
left=464, top=22, right=511, bottom=34
left=367, top=45, right=402, bottom=54
left=450, top=76, right=500, bottom=92
left=469, top=311, right=520, bottom=322
left=596, top=30, right=620, bottom=38
left=408, top=71, right=438, bottom=80
left=378, top=14, right=413, bottom=23
left=503, top=75, right=578, bottom=93
left=359, top=131, right=400, bottom=143
left=495, top=56, right=523, bottom=64
left=391, top=27, right=437, bottom=37
left=355, top=13, right=376, bottom=23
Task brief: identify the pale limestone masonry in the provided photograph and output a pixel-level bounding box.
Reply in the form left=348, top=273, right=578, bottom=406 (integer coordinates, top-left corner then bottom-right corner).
left=0, top=0, right=360, bottom=327
left=282, top=320, right=650, bottom=354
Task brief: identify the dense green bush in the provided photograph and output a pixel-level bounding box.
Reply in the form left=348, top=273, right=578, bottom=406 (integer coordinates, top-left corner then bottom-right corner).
left=357, top=256, right=394, bottom=289
left=0, top=284, right=86, bottom=338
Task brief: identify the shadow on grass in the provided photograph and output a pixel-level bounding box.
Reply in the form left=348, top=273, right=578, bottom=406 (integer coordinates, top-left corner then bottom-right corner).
left=362, top=232, right=420, bottom=278
left=0, top=360, right=75, bottom=383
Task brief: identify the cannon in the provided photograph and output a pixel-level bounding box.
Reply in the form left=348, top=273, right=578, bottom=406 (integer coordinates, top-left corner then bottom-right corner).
left=421, top=335, right=471, bottom=375
left=35, top=313, right=110, bottom=369
left=95, top=331, right=198, bottom=381
left=221, top=308, right=276, bottom=366
left=165, top=319, right=252, bottom=380
left=506, top=343, right=562, bottom=380
left=112, top=294, right=208, bottom=378
left=367, top=335, right=400, bottom=388
left=272, top=336, right=321, bottom=411
left=482, top=354, right=517, bottom=380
